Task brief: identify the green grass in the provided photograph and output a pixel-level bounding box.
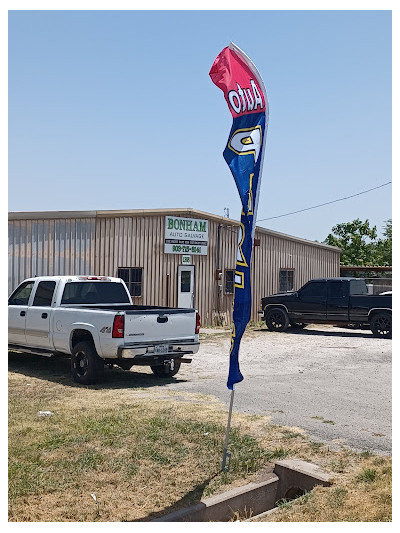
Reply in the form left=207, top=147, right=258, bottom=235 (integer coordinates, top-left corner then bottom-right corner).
left=9, top=396, right=281, bottom=518
left=356, top=468, right=378, bottom=483
left=8, top=357, right=392, bottom=523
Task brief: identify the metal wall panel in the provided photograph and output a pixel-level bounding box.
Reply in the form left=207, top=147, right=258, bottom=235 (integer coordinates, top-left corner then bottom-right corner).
left=9, top=210, right=340, bottom=325
left=8, top=217, right=96, bottom=294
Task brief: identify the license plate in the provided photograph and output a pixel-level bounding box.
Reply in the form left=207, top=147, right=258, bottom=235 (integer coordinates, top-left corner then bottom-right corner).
left=154, top=344, right=168, bottom=354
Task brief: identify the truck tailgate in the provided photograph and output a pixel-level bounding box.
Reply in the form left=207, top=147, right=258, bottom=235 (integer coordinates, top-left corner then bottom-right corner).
left=124, top=309, right=196, bottom=343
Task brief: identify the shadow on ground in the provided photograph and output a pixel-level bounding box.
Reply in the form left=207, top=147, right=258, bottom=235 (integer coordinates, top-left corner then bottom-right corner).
left=253, top=327, right=376, bottom=339
left=8, top=351, right=187, bottom=390
left=132, top=473, right=220, bottom=522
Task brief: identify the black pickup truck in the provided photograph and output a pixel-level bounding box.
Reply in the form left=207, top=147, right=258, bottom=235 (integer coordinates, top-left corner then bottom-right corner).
left=259, top=278, right=392, bottom=338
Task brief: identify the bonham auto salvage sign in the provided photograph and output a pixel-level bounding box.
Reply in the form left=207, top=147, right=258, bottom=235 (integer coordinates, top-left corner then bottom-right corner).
left=164, top=216, right=208, bottom=255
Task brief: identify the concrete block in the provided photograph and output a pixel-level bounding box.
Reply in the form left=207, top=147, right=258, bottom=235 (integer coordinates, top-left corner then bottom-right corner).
left=152, top=473, right=279, bottom=522
left=273, top=459, right=333, bottom=501
left=151, top=459, right=333, bottom=522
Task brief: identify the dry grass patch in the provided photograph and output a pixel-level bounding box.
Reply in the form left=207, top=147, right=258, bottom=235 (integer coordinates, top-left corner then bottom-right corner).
left=256, top=454, right=391, bottom=522
left=9, top=352, right=391, bottom=522
left=9, top=359, right=283, bottom=522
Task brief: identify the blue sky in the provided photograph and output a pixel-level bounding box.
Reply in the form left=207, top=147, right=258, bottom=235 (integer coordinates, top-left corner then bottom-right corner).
left=8, top=9, right=392, bottom=242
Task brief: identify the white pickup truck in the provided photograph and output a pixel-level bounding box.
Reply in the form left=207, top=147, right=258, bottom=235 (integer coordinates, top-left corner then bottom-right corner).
left=8, top=275, right=200, bottom=384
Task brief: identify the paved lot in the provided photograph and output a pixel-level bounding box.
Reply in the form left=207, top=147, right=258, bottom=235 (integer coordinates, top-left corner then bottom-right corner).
left=165, top=325, right=392, bottom=455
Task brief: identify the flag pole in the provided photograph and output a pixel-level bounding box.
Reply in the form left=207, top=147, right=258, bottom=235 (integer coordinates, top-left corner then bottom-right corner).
left=210, top=43, right=268, bottom=475
left=221, top=388, right=235, bottom=472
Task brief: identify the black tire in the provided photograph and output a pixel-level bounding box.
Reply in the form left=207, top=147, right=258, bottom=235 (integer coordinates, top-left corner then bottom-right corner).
left=370, top=313, right=392, bottom=339
left=290, top=321, right=307, bottom=329
left=265, top=308, right=290, bottom=332
left=71, top=341, right=104, bottom=384
left=150, top=359, right=181, bottom=378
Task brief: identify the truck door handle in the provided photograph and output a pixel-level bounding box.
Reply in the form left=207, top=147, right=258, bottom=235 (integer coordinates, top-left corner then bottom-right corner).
left=157, top=316, right=168, bottom=323
left=41, top=313, right=48, bottom=319
left=20, top=311, right=26, bottom=317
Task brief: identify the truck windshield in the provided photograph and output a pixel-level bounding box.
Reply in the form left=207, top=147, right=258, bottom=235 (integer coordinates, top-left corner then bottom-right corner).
left=61, top=282, right=131, bottom=304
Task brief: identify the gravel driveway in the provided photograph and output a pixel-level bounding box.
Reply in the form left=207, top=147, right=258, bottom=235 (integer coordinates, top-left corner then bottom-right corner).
left=166, top=325, right=392, bottom=455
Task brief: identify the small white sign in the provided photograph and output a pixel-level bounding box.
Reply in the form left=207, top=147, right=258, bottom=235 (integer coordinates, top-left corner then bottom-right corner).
left=182, top=255, right=191, bottom=264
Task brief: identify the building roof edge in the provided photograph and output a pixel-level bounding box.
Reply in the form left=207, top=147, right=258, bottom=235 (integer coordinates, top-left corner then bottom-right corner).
left=8, top=207, right=340, bottom=252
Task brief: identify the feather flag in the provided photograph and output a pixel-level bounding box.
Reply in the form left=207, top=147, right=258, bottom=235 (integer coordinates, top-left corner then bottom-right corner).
left=210, top=43, right=269, bottom=389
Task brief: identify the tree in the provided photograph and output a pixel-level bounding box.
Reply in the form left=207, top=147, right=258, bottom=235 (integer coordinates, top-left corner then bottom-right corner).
left=324, top=218, right=380, bottom=266
left=375, top=219, right=392, bottom=266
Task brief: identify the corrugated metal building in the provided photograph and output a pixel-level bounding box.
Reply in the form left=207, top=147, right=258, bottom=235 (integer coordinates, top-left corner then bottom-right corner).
left=8, top=208, right=340, bottom=326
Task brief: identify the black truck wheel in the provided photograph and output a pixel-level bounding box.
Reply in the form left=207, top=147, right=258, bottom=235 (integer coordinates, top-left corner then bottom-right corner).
left=265, top=308, right=290, bottom=332
left=71, top=341, right=104, bottom=384
left=151, top=359, right=181, bottom=378
left=370, top=312, right=392, bottom=339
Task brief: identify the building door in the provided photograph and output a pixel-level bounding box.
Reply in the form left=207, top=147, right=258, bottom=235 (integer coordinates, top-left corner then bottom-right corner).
left=177, top=265, right=195, bottom=308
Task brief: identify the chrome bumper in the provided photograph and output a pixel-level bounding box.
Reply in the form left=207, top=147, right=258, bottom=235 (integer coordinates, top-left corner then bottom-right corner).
left=117, top=340, right=200, bottom=359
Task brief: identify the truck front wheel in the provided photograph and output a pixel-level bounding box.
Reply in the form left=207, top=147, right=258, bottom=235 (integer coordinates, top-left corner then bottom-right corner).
left=151, top=359, right=181, bottom=378
left=71, top=341, right=104, bottom=384
left=265, top=308, right=290, bottom=332
left=370, top=313, right=392, bottom=339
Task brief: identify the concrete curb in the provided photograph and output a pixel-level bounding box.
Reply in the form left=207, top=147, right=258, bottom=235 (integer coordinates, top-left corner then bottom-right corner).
left=152, top=473, right=278, bottom=522
left=151, top=459, right=333, bottom=522
left=274, top=459, right=333, bottom=501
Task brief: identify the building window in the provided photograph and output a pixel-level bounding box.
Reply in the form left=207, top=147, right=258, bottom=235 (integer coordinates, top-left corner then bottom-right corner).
left=117, top=267, right=143, bottom=297
left=225, top=270, right=235, bottom=294
left=279, top=269, right=294, bottom=292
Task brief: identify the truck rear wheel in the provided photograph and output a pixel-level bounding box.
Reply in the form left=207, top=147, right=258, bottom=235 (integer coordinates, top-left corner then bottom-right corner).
left=265, top=308, right=290, bottom=332
left=370, top=313, right=392, bottom=339
left=71, top=341, right=104, bottom=384
left=151, top=359, right=181, bottom=378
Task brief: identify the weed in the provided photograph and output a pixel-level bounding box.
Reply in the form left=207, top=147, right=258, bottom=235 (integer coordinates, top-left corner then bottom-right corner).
left=276, top=498, right=292, bottom=509
left=75, top=450, right=104, bottom=471
left=378, top=493, right=392, bottom=505
left=359, top=451, right=373, bottom=459
left=264, top=447, right=290, bottom=461
left=310, top=441, right=325, bottom=452
left=297, top=492, right=313, bottom=505
left=230, top=430, right=276, bottom=474
left=281, top=430, right=303, bottom=439
left=230, top=506, right=254, bottom=521
left=328, top=487, right=348, bottom=508
left=356, top=468, right=378, bottom=483
left=329, top=458, right=348, bottom=473
left=372, top=457, right=386, bottom=466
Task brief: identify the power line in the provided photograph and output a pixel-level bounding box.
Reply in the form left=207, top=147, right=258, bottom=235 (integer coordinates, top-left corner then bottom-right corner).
left=257, top=181, right=392, bottom=222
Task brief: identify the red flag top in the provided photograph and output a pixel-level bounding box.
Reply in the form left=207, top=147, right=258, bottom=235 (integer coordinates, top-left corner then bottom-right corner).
left=209, top=46, right=266, bottom=118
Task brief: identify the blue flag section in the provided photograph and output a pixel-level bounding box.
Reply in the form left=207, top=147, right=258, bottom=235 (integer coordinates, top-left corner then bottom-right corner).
left=209, top=43, right=269, bottom=390
left=225, top=112, right=267, bottom=389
